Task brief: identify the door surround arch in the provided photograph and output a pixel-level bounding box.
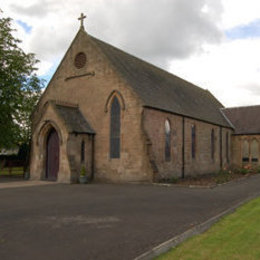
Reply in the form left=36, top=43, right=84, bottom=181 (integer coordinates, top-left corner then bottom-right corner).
left=36, top=121, right=63, bottom=181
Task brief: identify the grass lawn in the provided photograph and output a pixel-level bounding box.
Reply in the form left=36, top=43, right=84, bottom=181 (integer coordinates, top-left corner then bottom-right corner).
left=0, top=167, right=24, bottom=176
left=156, top=197, right=260, bottom=260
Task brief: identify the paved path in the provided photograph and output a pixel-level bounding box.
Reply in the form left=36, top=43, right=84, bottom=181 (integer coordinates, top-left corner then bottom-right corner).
left=0, top=180, right=57, bottom=189
left=0, top=175, right=259, bottom=260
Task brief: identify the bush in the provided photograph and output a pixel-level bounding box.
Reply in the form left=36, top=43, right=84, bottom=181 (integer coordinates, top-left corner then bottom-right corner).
left=158, top=176, right=179, bottom=184
left=169, top=177, right=178, bottom=183
left=80, top=165, right=87, bottom=177
left=215, top=169, right=232, bottom=184
left=240, top=168, right=249, bottom=175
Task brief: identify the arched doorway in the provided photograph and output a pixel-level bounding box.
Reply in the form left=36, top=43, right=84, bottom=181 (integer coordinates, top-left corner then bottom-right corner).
left=46, top=128, right=59, bottom=181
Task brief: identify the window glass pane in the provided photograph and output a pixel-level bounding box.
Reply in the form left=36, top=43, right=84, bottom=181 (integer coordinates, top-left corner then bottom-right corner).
left=191, top=125, right=196, bottom=159
left=165, top=120, right=171, bottom=161
left=251, top=140, right=258, bottom=162
left=81, top=140, right=85, bottom=162
left=242, top=140, right=249, bottom=162
left=211, top=129, right=215, bottom=160
left=226, top=132, right=229, bottom=163
left=110, top=97, right=121, bottom=158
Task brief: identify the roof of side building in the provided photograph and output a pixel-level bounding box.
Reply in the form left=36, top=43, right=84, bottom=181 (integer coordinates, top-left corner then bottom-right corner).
left=222, top=105, right=260, bottom=134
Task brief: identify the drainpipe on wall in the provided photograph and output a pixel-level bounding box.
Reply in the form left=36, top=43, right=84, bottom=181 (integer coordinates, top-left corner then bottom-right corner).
left=182, top=117, right=185, bottom=179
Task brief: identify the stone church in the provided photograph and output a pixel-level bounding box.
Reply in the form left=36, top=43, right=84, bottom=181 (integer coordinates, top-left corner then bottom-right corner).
left=30, top=15, right=260, bottom=183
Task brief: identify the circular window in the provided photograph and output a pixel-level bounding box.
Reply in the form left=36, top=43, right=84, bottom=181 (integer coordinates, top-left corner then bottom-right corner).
left=74, top=52, right=87, bottom=69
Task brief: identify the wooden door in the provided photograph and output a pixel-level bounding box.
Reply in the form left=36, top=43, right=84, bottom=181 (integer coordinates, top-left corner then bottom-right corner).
left=46, top=129, right=59, bottom=181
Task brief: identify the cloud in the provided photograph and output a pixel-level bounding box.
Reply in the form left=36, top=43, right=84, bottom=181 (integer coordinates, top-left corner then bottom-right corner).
left=6, top=0, right=224, bottom=69
left=28, top=23, right=74, bottom=60
left=169, top=38, right=260, bottom=107
left=36, top=60, right=53, bottom=76
left=245, top=84, right=260, bottom=95
left=10, top=0, right=52, bottom=18
left=91, top=0, right=223, bottom=67
left=222, top=0, right=260, bottom=29
left=2, top=0, right=260, bottom=107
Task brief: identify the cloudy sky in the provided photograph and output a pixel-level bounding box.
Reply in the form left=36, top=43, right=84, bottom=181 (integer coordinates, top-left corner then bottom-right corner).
left=2, top=0, right=260, bottom=107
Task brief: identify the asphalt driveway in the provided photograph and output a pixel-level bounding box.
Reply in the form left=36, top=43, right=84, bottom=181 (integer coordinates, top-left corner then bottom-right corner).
left=0, top=175, right=260, bottom=260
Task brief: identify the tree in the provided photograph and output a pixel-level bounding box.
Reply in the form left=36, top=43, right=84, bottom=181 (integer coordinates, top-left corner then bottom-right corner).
left=0, top=12, right=44, bottom=149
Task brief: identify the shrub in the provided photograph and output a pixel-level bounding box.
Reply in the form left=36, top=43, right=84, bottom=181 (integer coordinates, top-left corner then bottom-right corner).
left=218, top=169, right=229, bottom=175
left=215, top=169, right=232, bottom=184
left=80, top=165, right=87, bottom=177
left=158, top=176, right=179, bottom=184
left=169, top=177, right=178, bottom=183
left=240, top=168, right=249, bottom=175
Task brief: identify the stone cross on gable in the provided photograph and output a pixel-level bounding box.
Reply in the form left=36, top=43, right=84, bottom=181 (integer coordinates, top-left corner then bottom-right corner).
left=78, top=13, right=86, bottom=28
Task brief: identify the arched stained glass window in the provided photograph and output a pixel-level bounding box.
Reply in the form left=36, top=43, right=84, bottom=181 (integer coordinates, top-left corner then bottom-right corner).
left=251, top=140, right=259, bottom=163
left=191, top=124, right=196, bottom=159
left=165, top=120, right=171, bottom=161
left=81, top=140, right=85, bottom=163
left=226, top=132, right=229, bottom=163
left=242, top=140, right=249, bottom=162
left=110, top=96, right=121, bottom=158
left=211, top=129, right=215, bottom=160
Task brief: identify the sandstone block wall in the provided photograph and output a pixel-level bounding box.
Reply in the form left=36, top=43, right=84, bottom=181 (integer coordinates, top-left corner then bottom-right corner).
left=31, top=30, right=153, bottom=183
left=143, top=108, right=233, bottom=179
left=232, top=135, right=260, bottom=168
left=30, top=104, right=71, bottom=183
left=67, top=134, right=94, bottom=183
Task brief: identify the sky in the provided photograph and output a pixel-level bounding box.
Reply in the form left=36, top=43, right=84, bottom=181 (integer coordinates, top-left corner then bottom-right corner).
left=1, top=0, right=260, bottom=107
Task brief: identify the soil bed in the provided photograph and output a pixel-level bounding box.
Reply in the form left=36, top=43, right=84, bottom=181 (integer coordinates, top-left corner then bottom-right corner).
left=158, top=170, right=260, bottom=187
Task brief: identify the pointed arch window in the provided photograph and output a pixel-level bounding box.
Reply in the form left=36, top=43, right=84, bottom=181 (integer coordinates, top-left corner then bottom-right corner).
left=81, top=140, right=85, bottom=163
left=110, top=96, right=121, bottom=158
left=226, top=132, right=229, bottom=163
left=191, top=124, right=196, bottom=159
left=242, top=140, right=249, bottom=163
left=251, top=140, right=259, bottom=163
left=211, top=129, right=215, bottom=160
left=165, top=119, right=171, bottom=161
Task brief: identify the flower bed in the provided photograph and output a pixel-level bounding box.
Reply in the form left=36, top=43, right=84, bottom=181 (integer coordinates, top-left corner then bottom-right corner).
left=158, top=165, right=260, bottom=186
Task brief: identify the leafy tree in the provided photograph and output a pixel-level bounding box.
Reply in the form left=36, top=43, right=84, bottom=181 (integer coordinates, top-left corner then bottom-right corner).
left=0, top=12, right=44, bottom=149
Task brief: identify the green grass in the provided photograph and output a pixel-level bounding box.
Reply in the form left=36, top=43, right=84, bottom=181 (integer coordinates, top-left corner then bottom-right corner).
left=156, top=197, right=260, bottom=260
left=0, top=167, right=24, bottom=176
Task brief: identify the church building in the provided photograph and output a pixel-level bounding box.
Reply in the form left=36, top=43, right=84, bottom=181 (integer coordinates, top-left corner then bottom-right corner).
left=30, top=15, right=259, bottom=183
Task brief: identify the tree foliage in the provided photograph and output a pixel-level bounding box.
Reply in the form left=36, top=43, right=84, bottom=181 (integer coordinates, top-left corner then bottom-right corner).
left=0, top=13, right=44, bottom=148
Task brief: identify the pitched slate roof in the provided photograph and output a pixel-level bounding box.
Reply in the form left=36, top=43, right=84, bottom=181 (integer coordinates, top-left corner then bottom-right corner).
left=90, top=35, right=231, bottom=128
left=222, top=106, right=260, bottom=135
left=54, top=104, right=95, bottom=134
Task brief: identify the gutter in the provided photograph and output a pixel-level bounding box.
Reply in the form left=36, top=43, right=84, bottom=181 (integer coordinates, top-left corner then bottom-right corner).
left=144, top=105, right=233, bottom=130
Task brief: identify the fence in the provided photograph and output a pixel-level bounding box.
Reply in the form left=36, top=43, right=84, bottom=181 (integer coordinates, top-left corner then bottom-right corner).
left=0, top=159, right=25, bottom=177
